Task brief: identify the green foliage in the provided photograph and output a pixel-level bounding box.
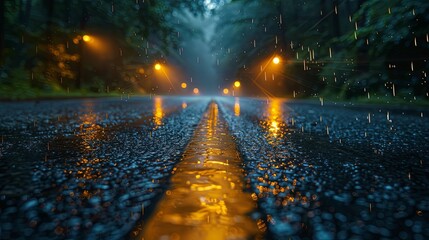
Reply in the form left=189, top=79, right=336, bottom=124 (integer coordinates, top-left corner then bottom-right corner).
left=212, top=0, right=429, bottom=100
left=0, top=0, right=210, bottom=98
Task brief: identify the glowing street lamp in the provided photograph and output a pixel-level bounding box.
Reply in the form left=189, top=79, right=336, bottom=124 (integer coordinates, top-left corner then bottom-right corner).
left=82, top=35, right=92, bottom=42
left=272, top=56, right=280, bottom=64
left=181, top=82, right=187, bottom=89
left=154, top=63, right=162, bottom=71
left=193, top=88, right=199, bottom=95
left=234, top=81, right=241, bottom=88
left=223, top=88, right=229, bottom=95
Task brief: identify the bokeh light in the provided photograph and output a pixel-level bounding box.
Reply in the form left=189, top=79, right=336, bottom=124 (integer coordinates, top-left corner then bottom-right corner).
left=82, top=35, right=91, bottom=42
left=272, top=56, right=280, bottom=64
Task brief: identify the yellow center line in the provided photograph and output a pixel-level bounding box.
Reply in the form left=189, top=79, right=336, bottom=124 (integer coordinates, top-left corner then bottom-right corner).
left=133, top=102, right=260, bottom=240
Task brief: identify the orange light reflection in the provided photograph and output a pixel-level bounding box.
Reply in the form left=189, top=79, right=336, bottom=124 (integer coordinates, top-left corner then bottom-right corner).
left=267, top=99, right=283, bottom=138
left=153, top=96, right=164, bottom=127
left=234, top=98, right=240, bottom=117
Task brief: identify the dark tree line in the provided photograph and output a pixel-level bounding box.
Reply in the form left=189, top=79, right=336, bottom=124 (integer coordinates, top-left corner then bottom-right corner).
left=0, top=0, right=211, bottom=97
left=212, top=0, right=429, bottom=100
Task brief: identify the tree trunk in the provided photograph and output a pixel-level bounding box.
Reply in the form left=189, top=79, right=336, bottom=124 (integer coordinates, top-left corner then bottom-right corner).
left=276, top=0, right=287, bottom=52
left=23, top=0, right=32, bottom=26
left=18, top=0, right=24, bottom=24
left=356, top=0, right=368, bottom=75
left=63, top=0, right=70, bottom=27
left=45, top=0, right=54, bottom=44
left=0, top=0, right=4, bottom=61
left=319, top=0, right=326, bottom=33
left=76, top=1, right=89, bottom=89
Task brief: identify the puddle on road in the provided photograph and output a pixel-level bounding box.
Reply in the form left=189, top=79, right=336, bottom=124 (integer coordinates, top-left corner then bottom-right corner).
left=132, top=102, right=260, bottom=240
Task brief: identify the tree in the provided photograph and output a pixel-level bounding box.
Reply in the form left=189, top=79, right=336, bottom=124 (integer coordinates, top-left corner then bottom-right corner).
left=1, top=0, right=212, bottom=96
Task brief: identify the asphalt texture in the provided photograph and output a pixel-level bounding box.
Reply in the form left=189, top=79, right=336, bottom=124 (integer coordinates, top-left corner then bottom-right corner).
left=0, top=96, right=428, bottom=240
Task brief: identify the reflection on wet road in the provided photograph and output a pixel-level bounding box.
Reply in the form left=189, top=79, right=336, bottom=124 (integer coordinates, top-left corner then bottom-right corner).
left=218, top=97, right=429, bottom=240
left=0, top=96, right=209, bottom=239
left=1, top=96, right=428, bottom=239
left=136, top=102, right=260, bottom=239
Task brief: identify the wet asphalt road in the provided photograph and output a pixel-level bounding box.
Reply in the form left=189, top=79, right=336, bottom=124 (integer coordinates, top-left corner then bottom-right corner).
left=1, top=96, right=428, bottom=239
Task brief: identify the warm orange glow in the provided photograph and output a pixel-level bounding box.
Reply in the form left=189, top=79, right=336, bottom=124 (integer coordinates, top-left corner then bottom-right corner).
left=273, top=56, right=280, bottom=64
left=181, top=82, right=187, bottom=89
left=153, top=97, right=163, bottom=127
left=193, top=88, right=199, bottom=94
left=234, top=98, right=240, bottom=117
left=223, top=88, right=229, bottom=95
left=267, top=99, right=283, bottom=138
left=82, top=35, right=91, bottom=42
left=154, top=63, right=162, bottom=71
left=182, top=102, right=187, bottom=109
left=138, top=68, right=145, bottom=74
left=136, top=103, right=257, bottom=239
left=234, top=81, right=241, bottom=88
